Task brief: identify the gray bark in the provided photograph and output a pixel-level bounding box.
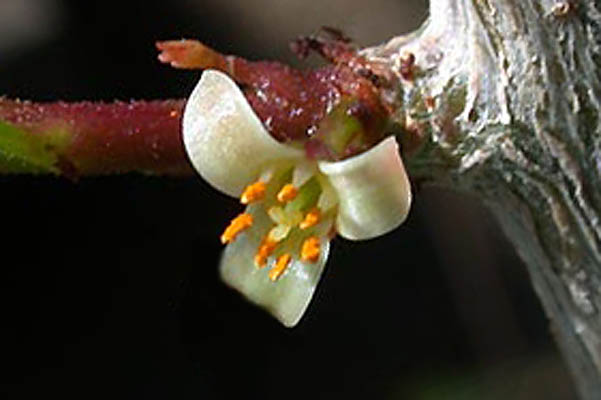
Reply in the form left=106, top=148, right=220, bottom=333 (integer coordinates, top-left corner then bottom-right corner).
left=362, top=1, right=601, bottom=398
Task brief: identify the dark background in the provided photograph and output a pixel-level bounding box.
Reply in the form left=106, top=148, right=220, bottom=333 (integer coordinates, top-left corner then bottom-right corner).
left=0, top=1, right=577, bottom=399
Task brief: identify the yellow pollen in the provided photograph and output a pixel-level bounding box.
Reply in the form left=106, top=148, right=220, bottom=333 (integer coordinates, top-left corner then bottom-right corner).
left=240, top=181, right=267, bottom=204
left=301, top=236, right=321, bottom=263
left=269, top=253, right=292, bottom=281
left=254, top=236, right=278, bottom=268
left=276, top=184, right=298, bottom=203
left=299, top=208, right=321, bottom=229
left=220, top=213, right=253, bottom=244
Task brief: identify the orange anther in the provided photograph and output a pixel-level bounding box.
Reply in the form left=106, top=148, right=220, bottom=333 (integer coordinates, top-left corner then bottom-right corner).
left=254, top=236, right=278, bottom=268
left=269, top=253, right=292, bottom=281
left=276, top=184, right=298, bottom=203
left=240, top=181, right=267, bottom=204
left=299, top=208, right=321, bottom=230
left=220, top=213, right=253, bottom=244
left=300, top=236, right=320, bottom=263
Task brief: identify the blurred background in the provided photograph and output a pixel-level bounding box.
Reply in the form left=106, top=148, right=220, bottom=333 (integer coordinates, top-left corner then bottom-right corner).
left=0, top=0, right=577, bottom=399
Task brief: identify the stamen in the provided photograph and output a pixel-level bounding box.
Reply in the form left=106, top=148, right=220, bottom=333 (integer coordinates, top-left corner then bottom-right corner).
left=277, top=184, right=298, bottom=203
left=240, top=181, right=267, bottom=204
left=220, top=213, right=253, bottom=244
left=301, top=236, right=321, bottom=263
left=254, top=236, right=278, bottom=268
left=269, top=253, right=292, bottom=281
left=299, top=208, right=321, bottom=230
left=259, top=168, right=274, bottom=183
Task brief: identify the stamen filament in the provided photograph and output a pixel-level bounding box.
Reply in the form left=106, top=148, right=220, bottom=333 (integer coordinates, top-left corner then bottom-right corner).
left=240, top=181, right=267, bottom=204
left=292, top=163, right=315, bottom=187
left=269, top=253, right=292, bottom=281
left=220, top=213, right=253, bottom=244
left=301, top=236, right=321, bottom=263
left=316, top=177, right=338, bottom=212
left=268, top=206, right=287, bottom=225
left=286, top=176, right=321, bottom=213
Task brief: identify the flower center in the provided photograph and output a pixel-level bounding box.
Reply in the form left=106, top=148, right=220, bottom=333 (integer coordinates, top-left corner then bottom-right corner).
left=220, top=164, right=338, bottom=282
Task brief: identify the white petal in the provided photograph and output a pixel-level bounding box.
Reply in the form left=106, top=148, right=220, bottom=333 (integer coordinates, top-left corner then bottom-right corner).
left=182, top=70, right=303, bottom=197
left=318, top=136, right=412, bottom=240
left=220, top=205, right=330, bottom=327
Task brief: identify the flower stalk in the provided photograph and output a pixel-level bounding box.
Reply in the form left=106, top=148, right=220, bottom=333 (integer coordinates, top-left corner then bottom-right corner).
left=0, top=98, right=192, bottom=177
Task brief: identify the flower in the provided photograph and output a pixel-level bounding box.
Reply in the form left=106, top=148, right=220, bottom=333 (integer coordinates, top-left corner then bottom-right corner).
left=183, top=70, right=412, bottom=327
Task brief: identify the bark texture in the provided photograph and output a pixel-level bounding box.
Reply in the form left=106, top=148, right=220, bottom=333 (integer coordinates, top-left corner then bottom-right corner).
left=361, top=0, right=601, bottom=398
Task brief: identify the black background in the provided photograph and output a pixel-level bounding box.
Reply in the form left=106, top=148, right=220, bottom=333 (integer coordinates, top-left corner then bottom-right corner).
left=0, top=1, right=577, bottom=399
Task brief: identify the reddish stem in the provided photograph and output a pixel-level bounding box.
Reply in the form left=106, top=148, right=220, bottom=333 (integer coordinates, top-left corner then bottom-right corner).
left=0, top=98, right=194, bottom=177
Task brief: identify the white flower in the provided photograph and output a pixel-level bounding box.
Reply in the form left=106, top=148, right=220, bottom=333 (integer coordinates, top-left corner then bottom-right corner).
left=183, top=70, right=412, bottom=327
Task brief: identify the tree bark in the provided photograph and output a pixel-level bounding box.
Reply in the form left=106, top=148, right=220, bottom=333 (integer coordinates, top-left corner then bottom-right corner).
left=362, top=0, right=601, bottom=398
